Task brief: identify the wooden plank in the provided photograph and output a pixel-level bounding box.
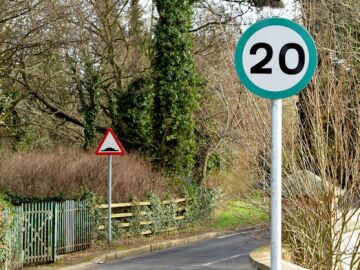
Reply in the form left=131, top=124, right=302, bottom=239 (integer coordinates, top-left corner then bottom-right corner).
left=98, top=220, right=154, bottom=231
left=98, top=201, right=151, bottom=209
left=112, top=213, right=134, bottom=218
left=162, top=227, right=177, bottom=232
left=111, top=211, right=147, bottom=218
left=98, top=198, right=186, bottom=209
left=139, top=221, right=152, bottom=225
left=163, top=198, right=186, bottom=204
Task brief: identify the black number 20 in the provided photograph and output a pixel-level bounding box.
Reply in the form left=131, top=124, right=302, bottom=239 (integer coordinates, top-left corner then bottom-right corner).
left=250, top=42, right=305, bottom=75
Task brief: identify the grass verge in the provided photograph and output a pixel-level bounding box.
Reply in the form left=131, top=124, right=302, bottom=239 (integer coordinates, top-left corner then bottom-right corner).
left=212, top=200, right=268, bottom=230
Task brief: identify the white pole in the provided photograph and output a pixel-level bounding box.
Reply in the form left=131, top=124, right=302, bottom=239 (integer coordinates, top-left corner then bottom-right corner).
left=108, top=155, right=112, bottom=245
left=271, top=99, right=282, bottom=270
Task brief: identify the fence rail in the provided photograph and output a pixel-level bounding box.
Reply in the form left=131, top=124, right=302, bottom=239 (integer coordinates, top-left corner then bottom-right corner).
left=98, top=198, right=187, bottom=235
left=98, top=198, right=186, bottom=209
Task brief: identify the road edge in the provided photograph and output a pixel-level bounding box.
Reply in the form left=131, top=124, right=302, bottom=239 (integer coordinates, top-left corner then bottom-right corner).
left=249, top=245, right=308, bottom=270
left=56, top=227, right=263, bottom=270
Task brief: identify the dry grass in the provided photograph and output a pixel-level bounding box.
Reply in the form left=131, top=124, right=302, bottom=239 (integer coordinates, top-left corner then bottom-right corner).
left=0, top=148, right=177, bottom=202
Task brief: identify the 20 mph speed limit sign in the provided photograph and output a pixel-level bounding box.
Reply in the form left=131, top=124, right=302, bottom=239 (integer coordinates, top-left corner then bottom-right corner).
left=235, top=18, right=317, bottom=99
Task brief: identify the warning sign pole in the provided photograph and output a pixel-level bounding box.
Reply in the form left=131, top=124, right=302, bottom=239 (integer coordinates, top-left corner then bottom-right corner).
left=108, top=155, right=113, bottom=245
left=96, top=128, right=126, bottom=246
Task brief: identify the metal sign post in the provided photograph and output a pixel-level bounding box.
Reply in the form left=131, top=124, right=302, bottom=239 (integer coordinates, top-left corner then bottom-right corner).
left=234, top=18, right=317, bottom=270
left=108, top=155, right=113, bottom=245
left=96, top=128, right=126, bottom=245
left=271, top=99, right=282, bottom=269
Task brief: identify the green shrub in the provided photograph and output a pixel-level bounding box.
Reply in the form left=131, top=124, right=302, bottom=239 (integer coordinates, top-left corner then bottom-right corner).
left=152, top=0, right=200, bottom=176
left=0, top=193, right=13, bottom=269
left=3, top=191, right=69, bottom=205
left=184, top=184, right=220, bottom=222
left=116, top=77, right=154, bottom=153
left=81, top=191, right=104, bottom=243
left=146, top=193, right=177, bottom=234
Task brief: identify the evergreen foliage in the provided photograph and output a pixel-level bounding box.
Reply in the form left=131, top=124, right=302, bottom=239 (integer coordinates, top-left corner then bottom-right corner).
left=70, top=59, right=101, bottom=150
left=116, top=77, right=154, bottom=152
left=152, top=0, right=200, bottom=176
left=0, top=194, right=13, bottom=269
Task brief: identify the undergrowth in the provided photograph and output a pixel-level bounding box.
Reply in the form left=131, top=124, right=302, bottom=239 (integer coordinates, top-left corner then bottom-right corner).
left=0, top=149, right=177, bottom=202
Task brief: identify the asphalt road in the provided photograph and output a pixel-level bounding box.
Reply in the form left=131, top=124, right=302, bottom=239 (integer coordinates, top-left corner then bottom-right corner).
left=88, top=228, right=269, bottom=270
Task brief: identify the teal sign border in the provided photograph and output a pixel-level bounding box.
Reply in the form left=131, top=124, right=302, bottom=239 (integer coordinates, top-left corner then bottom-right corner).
left=234, top=18, right=317, bottom=99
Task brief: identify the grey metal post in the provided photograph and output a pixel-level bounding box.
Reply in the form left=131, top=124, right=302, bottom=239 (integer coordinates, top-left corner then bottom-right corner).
left=108, top=155, right=112, bottom=245
left=262, top=126, right=267, bottom=204
left=271, top=99, right=282, bottom=270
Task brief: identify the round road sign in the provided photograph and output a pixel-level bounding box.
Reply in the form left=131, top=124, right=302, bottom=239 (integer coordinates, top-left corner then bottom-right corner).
left=234, top=18, right=317, bottom=99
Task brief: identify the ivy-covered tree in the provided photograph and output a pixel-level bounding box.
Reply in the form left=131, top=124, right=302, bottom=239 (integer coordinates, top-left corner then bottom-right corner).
left=71, top=59, right=101, bottom=150
left=116, top=77, right=154, bottom=153
left=152, top=0, right=200, bottom=176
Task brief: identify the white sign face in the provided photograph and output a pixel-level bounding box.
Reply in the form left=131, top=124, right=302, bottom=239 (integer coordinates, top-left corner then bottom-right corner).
left=242, top=26, right=309, bottom=92
left=99, top=133, right=120, bottom=152
left=95, top=128, right=126, bottom=155
left=234, top=18, right=317, bottom=99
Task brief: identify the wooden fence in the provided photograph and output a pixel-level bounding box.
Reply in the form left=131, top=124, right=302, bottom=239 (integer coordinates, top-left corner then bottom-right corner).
left=98, top=198, right=186, bottom=235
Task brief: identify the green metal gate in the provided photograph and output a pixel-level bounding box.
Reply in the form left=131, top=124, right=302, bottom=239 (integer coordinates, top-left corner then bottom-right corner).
left=56, top=201, right=92, bottom=254
left=3, top=200, right=92, bottom=269
left=22, top=202, right=57, bottom=265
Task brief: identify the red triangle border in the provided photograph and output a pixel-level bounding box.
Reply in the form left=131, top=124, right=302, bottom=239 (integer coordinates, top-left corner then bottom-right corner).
left=95, top=128, right=126, bottom=155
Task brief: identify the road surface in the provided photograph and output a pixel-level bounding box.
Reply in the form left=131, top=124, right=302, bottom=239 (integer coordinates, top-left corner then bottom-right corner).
left=88, top=228, right=269, bottom=270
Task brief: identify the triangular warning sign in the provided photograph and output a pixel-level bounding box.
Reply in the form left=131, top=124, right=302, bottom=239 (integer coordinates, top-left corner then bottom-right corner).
left=95, top=128, right=126, bottom=155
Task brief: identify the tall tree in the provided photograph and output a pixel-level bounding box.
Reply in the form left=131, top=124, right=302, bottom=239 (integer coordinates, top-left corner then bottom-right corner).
left=152, top=0, right=199, bottom=176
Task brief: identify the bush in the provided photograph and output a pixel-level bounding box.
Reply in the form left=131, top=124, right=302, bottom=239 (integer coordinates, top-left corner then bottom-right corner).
left=116, top=77, right=154, bottom=153
left=0, top=149, right=177, bottom=202
left=0, top=194, right=13, bottom=269
left=184, top=184, right=220, bottom=222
